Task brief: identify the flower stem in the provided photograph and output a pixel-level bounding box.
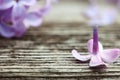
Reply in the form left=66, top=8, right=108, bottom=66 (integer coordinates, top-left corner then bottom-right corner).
left=93, top=25, right=98, bottom=54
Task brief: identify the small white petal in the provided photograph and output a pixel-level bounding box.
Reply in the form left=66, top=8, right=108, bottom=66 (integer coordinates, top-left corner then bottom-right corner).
left=72, top=49, right=91, bottom=61
left=100, top=49, right=120, bottom=63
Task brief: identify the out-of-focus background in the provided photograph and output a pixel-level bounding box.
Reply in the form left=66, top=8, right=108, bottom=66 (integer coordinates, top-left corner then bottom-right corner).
left=42, top=0, right=120, bottom=24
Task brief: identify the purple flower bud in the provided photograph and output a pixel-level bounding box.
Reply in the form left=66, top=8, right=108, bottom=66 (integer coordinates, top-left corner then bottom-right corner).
left=93, top=25, right=98, bottom=54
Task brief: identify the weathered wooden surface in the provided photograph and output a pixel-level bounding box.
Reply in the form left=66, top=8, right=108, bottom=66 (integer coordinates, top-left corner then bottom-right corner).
left=0, top=0, right=120, bottom=80
left=0, top=23, right=120, bottom=80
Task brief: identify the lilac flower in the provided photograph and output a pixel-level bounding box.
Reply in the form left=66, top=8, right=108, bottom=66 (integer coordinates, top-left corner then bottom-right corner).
left=24, top=0, right=55, bottom=27
left=0, top=0, right=36, bottom=9
left=83, top=0, right=117, bottom=26
left=0, top=0, right=55, bottom=38
left=0, top=8, right=26, bottom=38
left=0, top=0, right=37, bottom=22
left=72, top=26, right=120, bottom=67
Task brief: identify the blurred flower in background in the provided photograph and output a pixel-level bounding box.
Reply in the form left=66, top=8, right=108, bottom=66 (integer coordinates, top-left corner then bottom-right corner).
left=84, top=5, right=117, bottom=26
left=0, top=0, right=55, bottom=38
left=83, top=0, right=117, bottom=26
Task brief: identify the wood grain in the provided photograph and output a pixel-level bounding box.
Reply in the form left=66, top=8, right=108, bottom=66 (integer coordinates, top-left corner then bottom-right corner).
left=0, top=23, right=120, bottom=80
left=1, top=0, right=120, bottom=79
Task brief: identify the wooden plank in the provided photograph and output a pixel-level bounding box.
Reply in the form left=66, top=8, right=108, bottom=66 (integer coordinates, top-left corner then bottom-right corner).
left=0, top=24, right=120, bottom=80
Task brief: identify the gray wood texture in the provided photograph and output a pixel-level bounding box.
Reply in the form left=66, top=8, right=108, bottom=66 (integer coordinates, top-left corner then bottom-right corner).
left=1, top=0, right=120, bottom=80
left=0, top=23, right=120, bottom=80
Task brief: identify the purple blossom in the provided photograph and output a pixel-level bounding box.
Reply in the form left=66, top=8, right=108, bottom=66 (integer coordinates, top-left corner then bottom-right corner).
left=24, top=0, right=55, bottom=28
left=0, top=0, right=36, bottom=10
left=0, top=8, right=26, bottom=38
left=0, top=0, right=37, bottom=22
left=72, top=26, right=120, bottom=67
left=0, top=0, right=55, bottom=38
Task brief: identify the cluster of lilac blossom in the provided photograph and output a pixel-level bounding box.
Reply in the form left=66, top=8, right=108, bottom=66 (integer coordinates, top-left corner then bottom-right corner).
left=0, top=0, right=55, bottom=38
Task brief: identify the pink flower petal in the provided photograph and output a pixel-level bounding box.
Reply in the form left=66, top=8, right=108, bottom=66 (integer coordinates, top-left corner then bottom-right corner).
left=39, top=0, right=53, bottom=15
left=24, top=12, right=42, bottom=28
left=89, top=54, right=106, bottom=67
left=13, top=22, right=27, bottom=37
left=100, top=49, right=120, bottom=63
left=72, top=49, right=91, bottom=61
left=87, top=39, right=103, bottom=54
left=12, top=3, right=27, bottom=23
